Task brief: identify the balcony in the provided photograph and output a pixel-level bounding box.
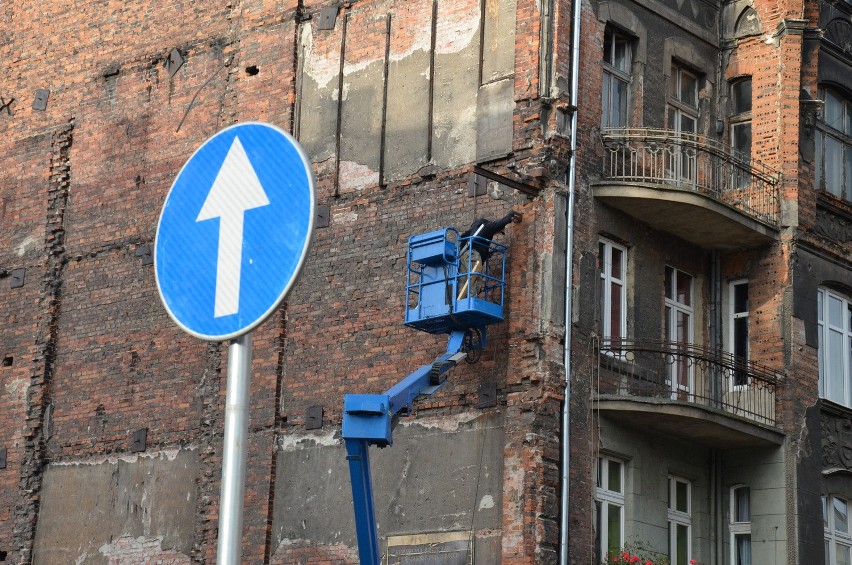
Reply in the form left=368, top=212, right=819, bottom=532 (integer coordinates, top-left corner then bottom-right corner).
left=595, top=338, right=784, bottom=448
left=594, top=128, right=781, bottom=250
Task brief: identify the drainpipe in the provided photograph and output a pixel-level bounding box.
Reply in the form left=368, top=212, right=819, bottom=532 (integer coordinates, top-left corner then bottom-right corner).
left=560, top=0, right=582, bottom=560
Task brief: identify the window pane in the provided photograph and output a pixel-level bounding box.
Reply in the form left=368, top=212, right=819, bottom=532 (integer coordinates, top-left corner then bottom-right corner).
left=608, top=504, right=622, bottom=553
left=595, top=500, right=603, bottom=562
left=666, top=266, right=674, bottom=299
left=613, top=78, right=629, bottom=127
left=676, top=480, right=688, bottom=513
left=831, top=295, right=844, bottom=328
left=826, top=90, right=843, bottom=131
left=845, top=145, right=852, bottom=200
left=838, top=542, right=851, bottom=565
left=827, top=136, right=843, bottom=197
left=734, top=317, right=749, bottom=360
left=734, top=487, right=751, bottom=522
left=825, top=496, right=830, bottom=529
left=608, top=459, right=622, bottom=493
left=613, top=37, right=630, bottom=73
left=677, top=311, right=690, bottom=343
left=732, top=79, right=752, bottom=114
left=611, top=247, right=623, bottom=279
left=677, top=271, right=692, bottom=306
left=735, top=534, right=752, bottom=565
left=732, top=122, right=752, bottom=157
left=817, top=131, right=824, bottom=190
left=829, top=329, right=845, bottom=401
left=835, top=497, right=849, bottom=534
left=680, top=72, right=698, bottom=107
left=611, top=282, right=622, bottom=338
left=676, top=524, right=689, bottom=564
left=603, top=74, right=612, bottom=127
left=680, top=113, right=697, bottom=135
left=734, top=283, right=749, bottom=314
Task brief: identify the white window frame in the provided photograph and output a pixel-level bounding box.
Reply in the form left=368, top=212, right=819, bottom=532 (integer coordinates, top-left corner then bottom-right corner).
left=818, top=288, right=852, bottom=407
left=665, top=266, right=694, bottom=399
left=729, top=78, right=753, bottom=188
left=728, top=280, right=750, bottom=390
left=815, top=86, right=852, bottom=201
left=668, top=475, right=692, bottom=565
left=824, top=495, right=852, bottom=565
left=730, top=485, right=752, bottom=565
left=667, top=64, right=700, bottom=183
left=599, top=239, right=627, bottom=343
left=602, top=29, right=633, bottom=129
left=596, top=456, right=626, bottom=563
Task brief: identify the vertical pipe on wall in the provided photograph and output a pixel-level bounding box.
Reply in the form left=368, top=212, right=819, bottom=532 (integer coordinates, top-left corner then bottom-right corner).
left=560, top=0, right=582, bottom=561
left=427, top=0, right=438, bottom=162
left=334, top=9, right=349, bottom=198
left=379, top=14, right=391, bottom=187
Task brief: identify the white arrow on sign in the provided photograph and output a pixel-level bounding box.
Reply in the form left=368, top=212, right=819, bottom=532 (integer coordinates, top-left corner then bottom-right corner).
left=196, top=136, right=270, bottom=318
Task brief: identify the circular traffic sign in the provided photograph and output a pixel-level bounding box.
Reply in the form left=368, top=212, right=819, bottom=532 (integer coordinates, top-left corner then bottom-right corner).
left=155, top=122, right=315, bottom=341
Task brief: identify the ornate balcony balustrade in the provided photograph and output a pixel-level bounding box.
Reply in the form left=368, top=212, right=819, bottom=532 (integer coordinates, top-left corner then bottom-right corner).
left=599, top=128, right=781, bottom=229
left=596, top=338, right=781, bottom=427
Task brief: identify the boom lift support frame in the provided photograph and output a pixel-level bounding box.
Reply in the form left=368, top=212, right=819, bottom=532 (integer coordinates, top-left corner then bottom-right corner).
left=342, top=227, right=508, bottom=564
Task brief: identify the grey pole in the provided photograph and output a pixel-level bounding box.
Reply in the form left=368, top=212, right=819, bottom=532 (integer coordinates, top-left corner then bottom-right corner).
left=217, top=332, right=253, bottom=565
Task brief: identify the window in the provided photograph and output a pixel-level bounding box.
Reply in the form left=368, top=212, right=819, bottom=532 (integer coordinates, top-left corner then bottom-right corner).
left=818, top=288, right=852, bottom=407
left=667, top=64, right=700, bottom=182
left=665, top=267, right=694, bottom=398
left=599, top=239, right=627, bottom=343
left=824, top=495, right=852, bottom=565
left=816, top=87, right=852, bottom=201
left=729, top=280, right=750, bottom=388
left=730, top=486, right=752, bottom=565
left=730, top=79, right=753, bottom=158
left=730, top=78, right=753, bottom=188
left=602, top=29, right=633, bottom=128
left=595, top=456, right=625, bottom=563
left=668, top=476, right=692, bottom=565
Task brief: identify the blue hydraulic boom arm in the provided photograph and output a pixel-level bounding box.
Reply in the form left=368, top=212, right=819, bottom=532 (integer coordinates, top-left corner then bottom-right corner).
left=341, top=329, right=473, bottom=565
left=341, top=227, right=508, bottom=564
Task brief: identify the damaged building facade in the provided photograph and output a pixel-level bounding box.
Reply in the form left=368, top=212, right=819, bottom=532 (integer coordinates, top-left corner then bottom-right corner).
left=0, top=0, right=849, bottom=564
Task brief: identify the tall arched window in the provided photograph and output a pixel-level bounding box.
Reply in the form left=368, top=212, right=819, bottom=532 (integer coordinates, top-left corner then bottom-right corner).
left=816, top=87, right=852, bottom=201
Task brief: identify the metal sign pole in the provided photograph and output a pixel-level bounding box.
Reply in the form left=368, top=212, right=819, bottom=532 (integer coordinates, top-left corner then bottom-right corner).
left=217, top=332, right=253, bottom=564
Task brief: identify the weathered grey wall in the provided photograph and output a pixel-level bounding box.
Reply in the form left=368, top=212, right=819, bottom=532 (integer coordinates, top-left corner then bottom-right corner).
left=270, top=411, right=504, bottom=559
left=297, top=0, right=517, bottom=188
left=32, top=450, right=198, bottom=564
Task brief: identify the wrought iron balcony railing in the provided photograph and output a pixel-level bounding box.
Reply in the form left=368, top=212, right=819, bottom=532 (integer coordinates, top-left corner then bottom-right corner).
left=600, top=128, right=781, bottom=227
left=596, top=338, right=781, bottom=427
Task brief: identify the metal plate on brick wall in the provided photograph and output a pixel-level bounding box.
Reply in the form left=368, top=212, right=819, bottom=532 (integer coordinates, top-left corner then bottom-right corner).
left=32, top=89, right=49, bottom=111
left=476, top=382, right=497, bottom=408
left=315, top=205, right=330, bottom=228
left=10, top=268, right=24, bottom=289
left=130, top=429, right=147, bottom=453
left=317, top=5, right=339, bottom=30
left=166, top=48, right=185, bottom=78
left=305, top=405, right=323, bottom=430
left=135, top=244, right=153, bottom=265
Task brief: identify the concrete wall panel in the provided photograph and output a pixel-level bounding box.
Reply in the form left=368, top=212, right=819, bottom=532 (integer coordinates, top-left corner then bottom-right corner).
left=32, top=450, right=198, bottom=564
left=271, top=412, right=504, bottom=555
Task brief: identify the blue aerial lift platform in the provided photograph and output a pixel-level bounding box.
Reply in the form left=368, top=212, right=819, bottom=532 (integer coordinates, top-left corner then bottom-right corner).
left=341, top=227, right=508, bottom=564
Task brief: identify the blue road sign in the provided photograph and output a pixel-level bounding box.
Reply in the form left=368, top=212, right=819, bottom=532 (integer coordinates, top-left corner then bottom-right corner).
left=155, top=122, right=315, bottom=341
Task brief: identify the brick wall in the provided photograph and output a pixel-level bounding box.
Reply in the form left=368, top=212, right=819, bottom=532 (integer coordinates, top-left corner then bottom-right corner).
left=0, top=0, right=568, bottom=563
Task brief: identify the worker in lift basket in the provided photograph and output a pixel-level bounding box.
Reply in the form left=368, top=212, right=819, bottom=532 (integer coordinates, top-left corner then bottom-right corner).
left=457, top=210, right=522, bottom=299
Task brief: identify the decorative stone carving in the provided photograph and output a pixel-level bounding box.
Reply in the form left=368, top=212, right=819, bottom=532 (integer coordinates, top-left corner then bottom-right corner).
left=822, top=411, right=852, bottom=470
left=826, top=18, right=852, bottom=55
left=815, top=205, right=852, bottom=244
